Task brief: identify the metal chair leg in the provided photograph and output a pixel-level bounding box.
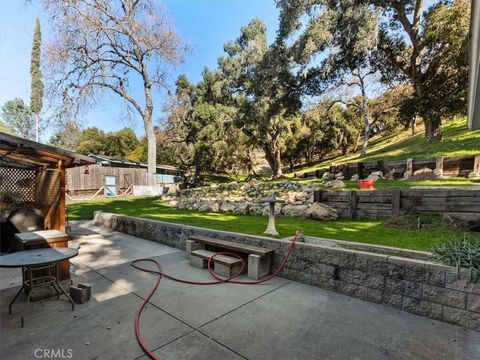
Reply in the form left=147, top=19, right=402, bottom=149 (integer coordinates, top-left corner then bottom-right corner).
left=8, top=286, right=24, bottom=314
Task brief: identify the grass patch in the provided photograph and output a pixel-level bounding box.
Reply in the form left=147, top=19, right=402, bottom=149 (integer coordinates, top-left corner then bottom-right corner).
left=288, top=117, right=480, bottom=176
left=67, top=196, right=480, bottom=252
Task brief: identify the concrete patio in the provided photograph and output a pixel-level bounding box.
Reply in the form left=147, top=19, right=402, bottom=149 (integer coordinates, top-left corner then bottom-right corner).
left=1, top=221, right=479, bottom=360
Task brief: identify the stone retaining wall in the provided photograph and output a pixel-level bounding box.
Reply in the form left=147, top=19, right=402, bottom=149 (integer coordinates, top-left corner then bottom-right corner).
left=93, top=211, right=480, bottom=331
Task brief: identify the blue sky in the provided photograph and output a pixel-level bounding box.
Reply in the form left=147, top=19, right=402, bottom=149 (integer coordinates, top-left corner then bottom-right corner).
left=0, top=0, right=279, bottom=141
left=0, top=0, right=439, bottom=142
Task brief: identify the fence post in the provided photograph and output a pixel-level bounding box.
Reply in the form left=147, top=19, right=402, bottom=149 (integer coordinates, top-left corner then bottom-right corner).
left=377, top=160, right=384, bottom=172
left=474, top=154, right=480, bottom=175
left=314, top=190, right=322, bottom=203
left=392, top=190, right=401, bottom=216
left=405, top=158, right=413, bottom=178
left=435, top=157, right=444, bottom=177
left=358, top=162, right=364, bottom=179
left=349, top=191, right=358, bottom=219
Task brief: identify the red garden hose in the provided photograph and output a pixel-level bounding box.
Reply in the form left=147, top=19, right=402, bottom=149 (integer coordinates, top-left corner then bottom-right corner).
left=131, top=231, right=301, bottom=360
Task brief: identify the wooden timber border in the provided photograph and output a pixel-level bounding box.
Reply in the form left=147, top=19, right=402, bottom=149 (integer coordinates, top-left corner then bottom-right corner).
left=314, top=188, right=480, bottom=219
left=302, top=154, right=480, bottom=180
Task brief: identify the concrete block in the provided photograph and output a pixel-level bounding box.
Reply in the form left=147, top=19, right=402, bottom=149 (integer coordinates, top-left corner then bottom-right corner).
left=185, top=240, right=204, bottom=259
left=337, top=282, right=368, bottom=300
left=425, top=268, right=446, bottom=287
left=214, top=263, right=242, bottom=278
left=384, top=279, right=422, bottom=298
left=70, top=284, right=92, bottom=304
left=248, top=254, right=270, bottom=280
left=422, top=284, right=466, bottom=308
left=280, top=268, right=312, bottom=284
left=467, top=293, right=480, bottom=313
left=380, top=292, right=403, bottom=309
left=189, top=254, right=207, bottom=269
left=366, top=287, right=383, bottom=303
left=443, top=306, right=480, bottom=331
left=445, top=270, right=480, bottom=294
left=402, top=297, right=443, bottom=320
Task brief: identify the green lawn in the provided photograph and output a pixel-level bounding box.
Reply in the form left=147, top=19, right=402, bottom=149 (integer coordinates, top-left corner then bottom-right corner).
left=289, top=117, right=480, bottom=177
left=67, top=196, right=479, bottom=252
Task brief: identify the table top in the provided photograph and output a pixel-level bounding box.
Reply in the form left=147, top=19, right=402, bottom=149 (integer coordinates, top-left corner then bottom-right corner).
left=0, top=248, right=78, bottom=268
left=15, top=230, right=69, bottom=244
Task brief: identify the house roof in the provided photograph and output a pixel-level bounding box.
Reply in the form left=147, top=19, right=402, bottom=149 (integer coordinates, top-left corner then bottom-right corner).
left=0, top=132, right=95, bottom=169
left=88, top=154, right=184, bottom=172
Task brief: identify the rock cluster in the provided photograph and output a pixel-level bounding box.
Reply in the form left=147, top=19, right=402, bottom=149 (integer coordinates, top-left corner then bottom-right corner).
left=167, top=180, right=338, bottom=220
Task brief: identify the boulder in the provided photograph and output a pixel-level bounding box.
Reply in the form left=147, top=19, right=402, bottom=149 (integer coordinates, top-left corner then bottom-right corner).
left=408, top=168, right=435, bottom=181
left=262, top=203, right=283, bottom=216
left=282, top=204, right=308, bottom=217
left=285, top=192, right=296, bottom=204
left=220, top=202, right=236, bottom=213
left=192, top=202, right=201, bottom=210
left=248, top=205, right=264, bottom=215
left=198, top=202, right=220, bottom=212
left=295, top=191, right=310, bottom=202
left=322, top=172, right=334, bottom=180
left=177, top=201, right=187, bottom=210
left=235, top=203, right=249, bottom=214
left=351, top=174, right=359, bottom=181
left=367, top=171, right=383, bottom=182
left=468, top=171, right=480, bottom=179
left=384, top=168, right=395, bottom=180
left=305, top=203, right=338, bottom=221
left=198, top=202, right=210, bottom=212
left=168, top=200, right=179, bottom=207
left=334, top=172, right=344, bottom=179
left=324, top=180, right=346, bottom=189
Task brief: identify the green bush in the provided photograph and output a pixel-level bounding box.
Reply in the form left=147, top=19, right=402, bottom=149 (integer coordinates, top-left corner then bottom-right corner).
left=430, top=236, right=480, bottom=281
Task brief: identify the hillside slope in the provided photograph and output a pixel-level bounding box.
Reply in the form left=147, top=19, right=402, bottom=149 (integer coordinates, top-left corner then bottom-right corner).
left=289, top=117, right=480, bottom=176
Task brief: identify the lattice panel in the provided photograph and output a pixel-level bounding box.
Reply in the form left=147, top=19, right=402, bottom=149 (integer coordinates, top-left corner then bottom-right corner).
left=35, top=170, right=60, bottom=208
left=0, top=167, right=36, bottom=202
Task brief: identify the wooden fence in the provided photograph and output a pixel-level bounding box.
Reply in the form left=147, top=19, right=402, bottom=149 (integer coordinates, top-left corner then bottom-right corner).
left=303, top=154, right=480, bottom=180
left=314, top=189, right=480, bottom=219
left=66, top=165, right=147, bottom=194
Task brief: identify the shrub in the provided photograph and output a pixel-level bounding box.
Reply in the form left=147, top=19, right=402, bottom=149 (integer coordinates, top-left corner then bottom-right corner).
left=430, top=236, right=480, bottom=281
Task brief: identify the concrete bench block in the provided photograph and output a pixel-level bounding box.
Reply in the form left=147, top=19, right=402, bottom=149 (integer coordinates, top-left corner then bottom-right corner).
left=248, top=254, right=271, bottom=280
left=189, top=254, right=207, bottom=269
left=214, top=262, right=243, bottom=278
left=186, top=240, right=204, bottom=259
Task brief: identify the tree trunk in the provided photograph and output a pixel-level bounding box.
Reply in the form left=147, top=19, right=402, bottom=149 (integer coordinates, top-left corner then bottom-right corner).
left=142, top=77, right=156, bottom=186
left=264, top=145, right=283, bottom=178
left=361, top=123, right=370, bottom=158
left=144, top=114, right=157, bottom=186
left=357, top=68, right=370, bottom=158
left=425, top=116, right=442, bottom=142
left=35, top=113, right=40, bottom=142
left=353, top=132, right=361, bottom=152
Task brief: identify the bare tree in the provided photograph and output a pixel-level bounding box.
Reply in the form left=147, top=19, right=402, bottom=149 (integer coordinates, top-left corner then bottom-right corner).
left=44, top=0, right=186, bottom=184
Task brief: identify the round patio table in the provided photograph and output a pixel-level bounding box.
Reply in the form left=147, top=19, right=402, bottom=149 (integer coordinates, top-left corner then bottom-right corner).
left=0, top=248, right=78, bottom=327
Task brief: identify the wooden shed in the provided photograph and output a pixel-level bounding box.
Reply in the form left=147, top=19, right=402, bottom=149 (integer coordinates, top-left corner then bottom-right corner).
left=0, top=132, right=95, bottom=235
